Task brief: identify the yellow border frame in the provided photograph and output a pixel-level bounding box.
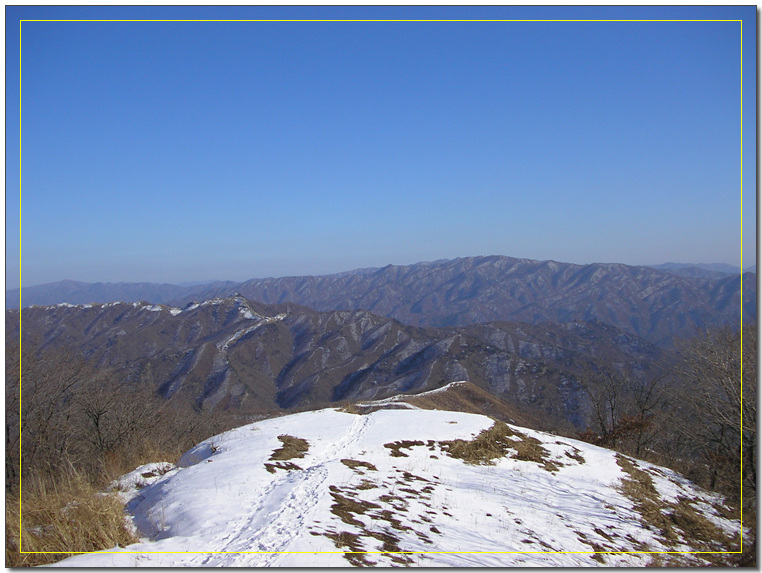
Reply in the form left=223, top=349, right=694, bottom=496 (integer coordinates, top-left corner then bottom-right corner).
left=17, top=17, right=746, bottom=562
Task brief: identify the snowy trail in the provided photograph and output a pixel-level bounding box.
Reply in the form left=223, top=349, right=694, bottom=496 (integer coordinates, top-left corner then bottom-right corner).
left=198, top=413, right=372, bottom=566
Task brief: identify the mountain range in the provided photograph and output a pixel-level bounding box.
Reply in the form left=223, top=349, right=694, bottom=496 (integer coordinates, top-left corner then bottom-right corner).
left=8, top=256, right=755, bottom=347
left=11, top=295, right=665, bottom=432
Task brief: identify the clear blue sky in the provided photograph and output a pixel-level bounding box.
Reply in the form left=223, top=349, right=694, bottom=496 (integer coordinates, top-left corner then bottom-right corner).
left=6, top=5, right=756, bottom=288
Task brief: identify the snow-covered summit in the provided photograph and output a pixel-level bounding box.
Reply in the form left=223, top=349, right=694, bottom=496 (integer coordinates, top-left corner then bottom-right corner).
left=52, top=408, right=740, bottom=567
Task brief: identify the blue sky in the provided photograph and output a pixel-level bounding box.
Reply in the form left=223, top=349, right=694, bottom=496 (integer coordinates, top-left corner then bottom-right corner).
left=6, top=5, right=756, bottom=287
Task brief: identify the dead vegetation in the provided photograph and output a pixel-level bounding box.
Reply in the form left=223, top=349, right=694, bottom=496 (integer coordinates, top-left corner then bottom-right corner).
left=321, top=482, right=421, bottom=566
left=323, top=530, right=376, bottom=566
left=383, top=440, right=425, bottom=458
left=268, top=435, right=309, bottom=461
left=340, top=459, right=378, bottom=472
left=439, top=420, right=561, bottom=471
left=6, top=470, right=137, bottom=567
left=6, top=342, right=242, bottom=567
left=615, top=454, right=739, bottom=561
left=264, top=461, right=303, bottom=474
left=337, top=402, right=363, bottom=415
left=558, top=442, right=586, bottom=464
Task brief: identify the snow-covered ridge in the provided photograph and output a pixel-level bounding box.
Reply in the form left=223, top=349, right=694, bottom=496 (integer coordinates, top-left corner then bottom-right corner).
left=368, top=380, right=468, bottom=403
left=354, top=380, right=469, bottom=410
left=217, top=313, right=287, bottom=350
left=37, top=296, right=274, bottom=321
left=53, top=408, right=740, bottom=568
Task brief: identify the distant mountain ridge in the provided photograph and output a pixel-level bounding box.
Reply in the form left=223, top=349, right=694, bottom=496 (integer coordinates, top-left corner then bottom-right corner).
left=648, top=262, right=743, bottom=274
left=6, top=279, right=238, bottom=309
left=8, top=255, right=755, bottom=347
left=646, top=262, right=746, bottom=280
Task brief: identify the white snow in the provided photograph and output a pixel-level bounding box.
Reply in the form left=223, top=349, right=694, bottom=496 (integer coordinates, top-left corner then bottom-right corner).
left=369, top=380, right=468, bottom=404
left=51, top=408, right=740, bottom=568
left=240, top=308, right=259, bottom=320
left=217, top=314, right=287, bottom=351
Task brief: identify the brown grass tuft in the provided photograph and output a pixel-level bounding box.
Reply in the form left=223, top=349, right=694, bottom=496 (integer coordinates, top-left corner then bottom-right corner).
left=269, top=435, right=309, bottom=461
left=6, top=471, right=137, bottom=567
left=383, top=440, right=425, bottom=458
left=338, top=402, right=363, bottom=415
left=616, top=454, right=739, bottom=559
left=328, top=486, right=381, bottom=528
left=264, top=461, right=303, bottom=474
left=340, top=459, right=378, bottom=472
left=440, top=420, right=561, bottom=471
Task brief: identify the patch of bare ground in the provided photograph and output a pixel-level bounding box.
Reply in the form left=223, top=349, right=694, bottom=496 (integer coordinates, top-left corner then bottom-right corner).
left=320, top=483, right=424, bottom=566
left=324, top=530, right=376, bottom=566
left=341, top=459, right=378, bottom=472
left=574, top=531, right=609, bottom=564
left=269, top=434, right=309, bottom=461
left=263, top=435, right=309, bottom=473
left=378, top=493, right=409, bottom=512
left=439, top=420, right=561, bottom=471
left=328, top=485, right=381, bottom=528
left=557, top=443, right=586, bottom=464
left=337, top=401, right=363, bottom=415
left=615, top=454, right=739, bottom=563
left=356, top=479, right=377, bottom=490
left=398, top=470, right=433, bottom=483
left=384, top=440, right=425, bottom=458
left=264, top=461, right=302, bottom=474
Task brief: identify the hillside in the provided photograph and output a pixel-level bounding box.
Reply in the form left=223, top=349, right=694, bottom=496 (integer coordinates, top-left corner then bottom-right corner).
left=8, top=256, right=755, bottom=346
left=50, top=407, right=742, bottom=567
left=12, top=295, right=666, bottom=431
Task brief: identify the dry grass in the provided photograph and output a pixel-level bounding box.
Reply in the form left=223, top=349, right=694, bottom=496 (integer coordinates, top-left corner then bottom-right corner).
left=383, top=440, right=425, bottom=458
left=322, top=482, right=421, bottom=566
left=264, top=461, right=303, bottom=474
left=616, top=454, right=680, bottom=544
left=340, top=459, right=378, bottom=472
left=558, top=442, right=586, bottom=464
left=615, top=454, right=739, bottom=562
left=328, top=485, right=381, bottom=528
left=268, top=435, right=309, bottom=461
left=6, top=471, right=136, bottom=567
left=439, top=421, right=514, bottom=464
left=440, top=420, right=560, bottom=471
left=337, top=402, right=363, bottom=415
left=324, top=530, right=376, bottom=566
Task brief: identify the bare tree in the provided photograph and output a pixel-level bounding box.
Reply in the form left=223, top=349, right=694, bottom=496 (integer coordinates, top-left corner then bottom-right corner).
left=672, top=324, right=755, bottom=497
left=578, top=362, right=667, bottom=456
left=17, top=347, right=92, bottom=480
